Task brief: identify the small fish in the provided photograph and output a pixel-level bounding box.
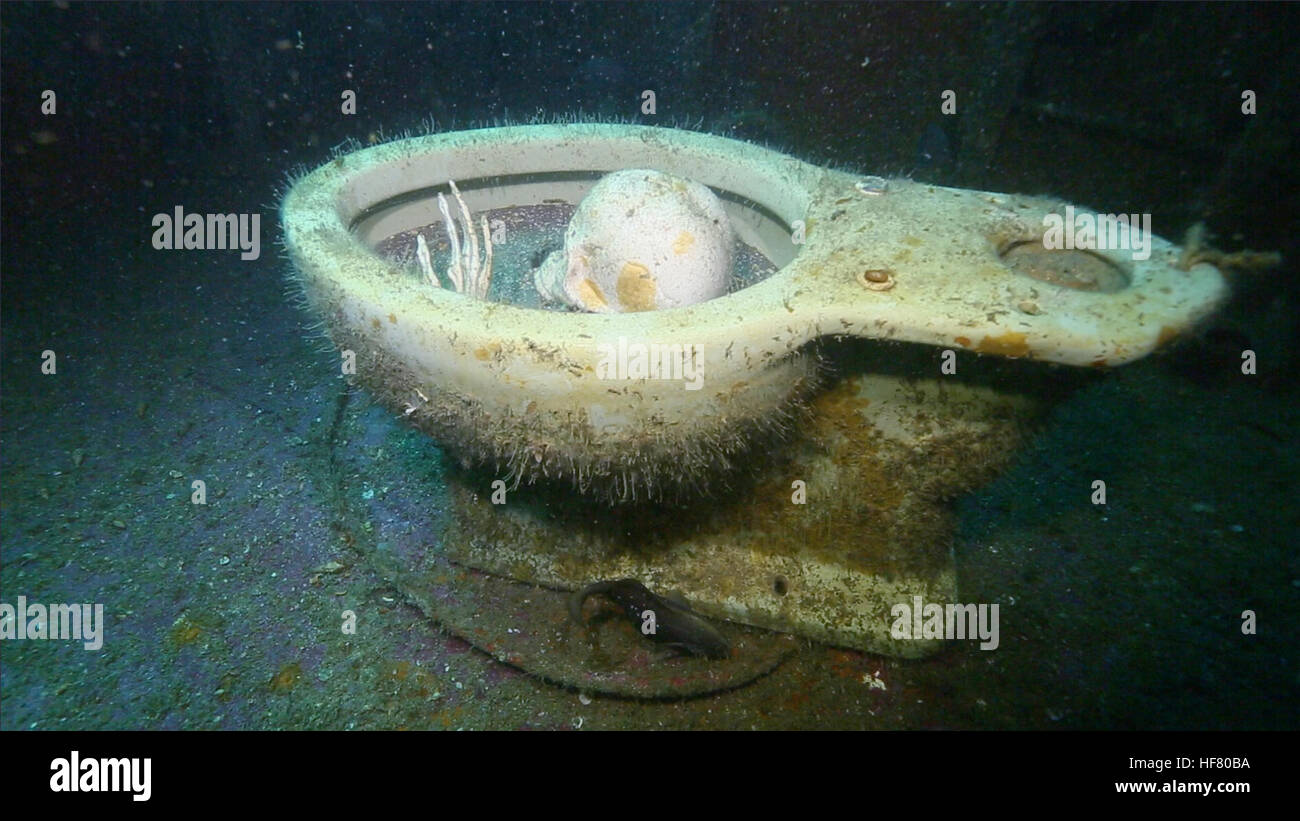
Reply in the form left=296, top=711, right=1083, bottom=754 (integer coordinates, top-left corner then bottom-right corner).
left=569, top=579, right=731, bottom=659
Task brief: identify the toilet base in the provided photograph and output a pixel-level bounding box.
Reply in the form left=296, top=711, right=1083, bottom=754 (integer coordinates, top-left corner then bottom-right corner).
left=444, top=353, right=1040, bottom=658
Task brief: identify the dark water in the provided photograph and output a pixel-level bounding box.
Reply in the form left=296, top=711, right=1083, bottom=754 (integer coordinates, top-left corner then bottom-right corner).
left=1, top=1, right=1297, bottom=748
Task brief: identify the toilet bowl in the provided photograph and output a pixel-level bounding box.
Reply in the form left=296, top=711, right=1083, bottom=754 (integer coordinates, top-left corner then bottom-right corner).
left=282, top=123, right=1227, bottom=656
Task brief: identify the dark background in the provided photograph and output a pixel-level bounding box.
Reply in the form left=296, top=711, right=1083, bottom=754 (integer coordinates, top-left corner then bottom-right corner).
left=1, top=2, right=1296, bottom=732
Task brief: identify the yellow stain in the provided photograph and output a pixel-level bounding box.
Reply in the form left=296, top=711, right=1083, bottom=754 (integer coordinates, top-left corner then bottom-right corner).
left=616, top=261, right=656, bottom=312
left=976, top=331, right=1030, bottom=358
left=577, top=278, right=610, bottom=311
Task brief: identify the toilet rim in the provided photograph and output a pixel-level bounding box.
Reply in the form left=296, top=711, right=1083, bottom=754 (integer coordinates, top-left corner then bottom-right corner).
left=283, top=122, right=1228, bottom=369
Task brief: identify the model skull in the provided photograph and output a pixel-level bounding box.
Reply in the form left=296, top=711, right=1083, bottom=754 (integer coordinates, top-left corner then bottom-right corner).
left=534, top=169, right=734, bottom=312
